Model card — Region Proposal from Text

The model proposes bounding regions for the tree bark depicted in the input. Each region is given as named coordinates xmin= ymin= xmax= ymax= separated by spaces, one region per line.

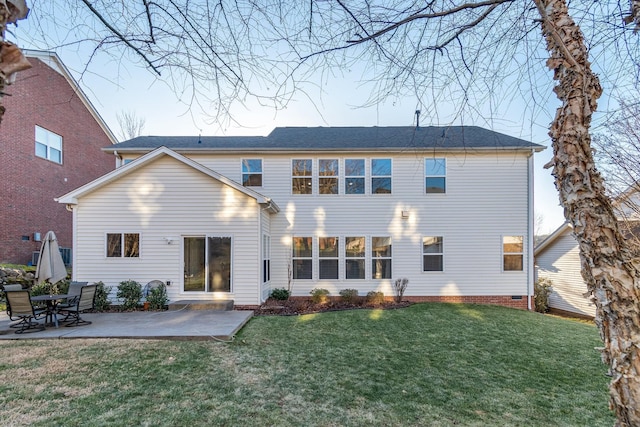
xmin=534 ymin=0 xmax=640 ymax=424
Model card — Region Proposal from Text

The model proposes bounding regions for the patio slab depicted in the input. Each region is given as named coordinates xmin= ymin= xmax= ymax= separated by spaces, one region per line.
xmin=0 ymin=309 xmax=254 ymax=341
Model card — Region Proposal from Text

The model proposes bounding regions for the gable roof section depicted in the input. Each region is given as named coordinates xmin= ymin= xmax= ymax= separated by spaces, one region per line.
xmin=534 ymin=222 xmax=572 ymax=256
xmin=56 ymin=146 xmax=280 ymax=213
xmin=104 ymin=126 xmax=545 ymax=154
xmin=23 ymin=50 xmax=118 ymax=145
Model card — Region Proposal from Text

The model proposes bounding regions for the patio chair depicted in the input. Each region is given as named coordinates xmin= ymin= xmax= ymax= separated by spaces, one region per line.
xmin=4 ymin=290 xmax=46 ymax=334
xmin=57 ymin=281 xmax=88 ymax=310
xmin=2 ymin=284 xmax=24 ymax=291
xmin=58 ymin=284 xmax=96 ymax=327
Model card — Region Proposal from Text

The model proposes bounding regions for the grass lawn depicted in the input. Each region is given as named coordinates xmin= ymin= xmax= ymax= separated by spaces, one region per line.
xmin=0 ymin=303 xmax=614 ymax=426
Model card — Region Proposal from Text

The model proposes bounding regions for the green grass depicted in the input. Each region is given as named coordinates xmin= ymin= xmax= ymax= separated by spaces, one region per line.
xmin=0 ymin=303 xmax=614 ymax=426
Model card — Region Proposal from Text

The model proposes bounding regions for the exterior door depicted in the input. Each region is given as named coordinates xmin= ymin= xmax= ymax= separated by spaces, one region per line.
xmin=184 ymin=236 xmax=232 ymax=292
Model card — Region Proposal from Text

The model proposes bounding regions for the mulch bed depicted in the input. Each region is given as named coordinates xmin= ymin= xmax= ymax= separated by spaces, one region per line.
xmin=256 ymin=298 xmax=412 ymax=316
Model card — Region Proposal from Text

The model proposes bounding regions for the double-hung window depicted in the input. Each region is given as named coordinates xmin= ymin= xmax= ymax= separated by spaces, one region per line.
xmin=345 ymin=159 xmax=365 ymax=194
xmin=242 ymin=159 xmax=262 ymax=186
xmin=503 ymin=236 xmax=524 ymax=271
xmin=372 ymin=237 xmax=392 ymax=279
xmin=319 ymin=159 xmax=339 ymax=194
xmin=35 ymin=125 xmax=62 ymax=164
xmin=345 ymin=236 xmax=365 ymax=279
xmin=319 ymin=237 xmax=339 ymax=279
xmin=371 ymin=159 xmax=392 ymax=194
xmin=292 ymin=159 xmax=312 ymax=194
xmin=106 ymin=233 xmax=140 ymax=258
xmin=423 ymin=236 xmax=444 ymax=271
xmin=292 ymin=237 xmax=313 ymax=279
xmin=425 ymin=158 xmax=446 ymax=193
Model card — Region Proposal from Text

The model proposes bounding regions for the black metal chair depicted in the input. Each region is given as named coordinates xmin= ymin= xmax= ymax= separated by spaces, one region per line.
xmin=57 ymin=281 xmax=89 ymax=311
xmin=58 ymin=284 xmax=96 ymax=327
xmin=4 ymin=290 xmax=46 ymax=334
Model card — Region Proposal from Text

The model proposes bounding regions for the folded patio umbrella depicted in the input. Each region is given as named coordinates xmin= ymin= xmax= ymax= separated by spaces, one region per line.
xmin=34 ymin=231 xmax=67 ymax=285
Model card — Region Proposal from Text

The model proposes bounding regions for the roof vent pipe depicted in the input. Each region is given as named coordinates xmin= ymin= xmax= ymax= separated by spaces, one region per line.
xmin=415 ymin=110 xmax=421 ymax=130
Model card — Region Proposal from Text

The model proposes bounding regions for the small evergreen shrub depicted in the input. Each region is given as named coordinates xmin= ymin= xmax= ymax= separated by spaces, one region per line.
xmin=339 ymin=288 xmax=359 ymax=303
xmin=93 ymin=281 xmax=112 ymax=312
xmin=146 ymin=283 xmax=169 ymax=310
xmin=534 ymin=277 xmax=553 ymax=313
xmin=310 ymin=288 xmax=330 ymax=304
xmin=366 ymin=291 xmax=385 ymax=305
xmin=31 ymin=279 xmax=68 ymax=296
xmin=117 ymin=280 xmax=143 ymax=310
xmin=270 ymin=288 xmax=290 ymax=300
xmin=393 ymin=278 xmax=409 ymax=303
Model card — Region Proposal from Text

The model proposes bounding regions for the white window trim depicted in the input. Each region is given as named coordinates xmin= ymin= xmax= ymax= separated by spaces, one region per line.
xmin=318 ymin=236 xmax=340 ymax=279
xmin=502 ymin=234 xmax=524 ymax=272
xmin=181 ymin=234 xmax=234 ymax=293
xmin=344 ymin=158 xmax=366 ymax=196
xmin=292 ymin=236 xmax=314 ymax=280
xmin=425 ymin=158 xmax=447 ymax=194
xmin=345 ymin=235 xmax=367 ymax=280
xmin=371 ymin=158 xmax=392 ymax=195
xmin=35 ymin=125 xmax=63 ymax=164
xmin=241 ymin=158 xmax=263 ymax=187
xmin=422 ymin=235 xmax=445 ymax=273
xmin=371 ymin=236 xmax=393 ymax=279
xmin=105 ymin=232 xmax=141 ymax=259
xmin=291 ymin=159 xmax=314 ymax=195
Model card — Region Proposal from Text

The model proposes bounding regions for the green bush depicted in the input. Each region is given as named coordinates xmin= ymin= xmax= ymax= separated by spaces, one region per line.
xmin=117 ymin=280 xmax=143 ymax=310
xmin=147 ymin=283 xmax=169 ymax=310
xmin=366 ymin=291 xmax=385 ymax=305
xmin=310 ymin=288 xmax=330 ymax=304
xmin=270 ymin=288 xmax=290 ymax=300
xmin=534 ymin=277 xmax=553 ymax=313
xmin=93 ymin=281 xmax=112 ymax=312
xmin=31 ymin=279 xmax=68 ymax=296
xmin=339 ymin=288 xmax=359 ymax=303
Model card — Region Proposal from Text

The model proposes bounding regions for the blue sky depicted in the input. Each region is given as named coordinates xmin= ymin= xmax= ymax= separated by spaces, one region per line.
xmin=8 ymin=7 xmax=568 ymax=234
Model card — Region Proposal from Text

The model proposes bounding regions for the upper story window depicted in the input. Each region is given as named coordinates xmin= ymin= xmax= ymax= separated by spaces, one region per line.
xmin=503 ymin=235 xmax=524 ymax=271
xmin=423 ymin=236 xmax=444 ymax=271
xmin=292 ymin=159 xmax=312 ymax=194
xmin=345 ymin=159 xmax=365 ymax=194
xmin=35 ymin=125 xmax=62 ymax=164
xmin=242 ymin=159 xmax=262 ymax=187
xmin=319 ymin=159 xmax=339 ymax=194
xmin=106 ymin=233 xmax=140 ymax=258
xmin=425 ymin=158 xmax=446 ymax=193
xmin=371 ymin=159 xmax=392 ymax=194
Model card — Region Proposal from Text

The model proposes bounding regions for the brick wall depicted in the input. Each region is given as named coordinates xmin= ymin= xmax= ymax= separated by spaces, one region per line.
xmin=0 ymin=57 xmax=115 ymax=264
xmin=404 ymin=295 xmax=530 ymax=310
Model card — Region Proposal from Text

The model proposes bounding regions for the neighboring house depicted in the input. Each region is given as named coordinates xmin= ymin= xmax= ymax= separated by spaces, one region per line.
xmin=534 ymin=223 xmax=595 ymax=318
xmin=0 ymin=50 xmax=117 ymax=265
xmin=57 ymin=126 xmax=544 ymax=308
xmin=535 ymin=187 xmax=640 ymax=318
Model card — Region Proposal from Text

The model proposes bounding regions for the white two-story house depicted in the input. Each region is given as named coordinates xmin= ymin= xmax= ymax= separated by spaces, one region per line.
xmin=56 ymin=126 xmax=544 ymax=309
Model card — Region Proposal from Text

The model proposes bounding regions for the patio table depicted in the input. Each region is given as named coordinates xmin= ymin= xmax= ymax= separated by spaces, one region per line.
xmin=31 ymin=294 xmax=68 ymax=328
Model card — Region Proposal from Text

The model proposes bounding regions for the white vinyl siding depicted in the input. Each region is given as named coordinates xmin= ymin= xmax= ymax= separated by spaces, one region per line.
xmin=72 ymin=156 xmax=261 ymax=305
xmin=535 ymin=228 xmax=595 ymax=317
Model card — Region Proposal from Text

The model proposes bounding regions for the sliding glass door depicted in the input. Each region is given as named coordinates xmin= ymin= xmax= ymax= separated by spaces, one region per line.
xmin=184 ymin=236 xmax=232 ymax=292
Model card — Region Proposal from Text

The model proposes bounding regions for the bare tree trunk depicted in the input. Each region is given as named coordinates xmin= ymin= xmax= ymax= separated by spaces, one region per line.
xmin=0 ymin=0 xmax=31 ymax=123
xmin=534 ymin=0 xmax=640 ymax=424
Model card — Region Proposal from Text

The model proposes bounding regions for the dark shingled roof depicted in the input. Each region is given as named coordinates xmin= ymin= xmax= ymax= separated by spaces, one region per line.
xmin=105 ymin=126 xmax=545 ymax=153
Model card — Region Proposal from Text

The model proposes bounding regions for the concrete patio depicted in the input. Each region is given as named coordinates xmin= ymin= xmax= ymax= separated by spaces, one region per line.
xmin=0 ymin=308 xmax=254 ymax=341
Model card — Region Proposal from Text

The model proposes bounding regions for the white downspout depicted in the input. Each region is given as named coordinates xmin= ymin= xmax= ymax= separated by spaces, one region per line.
xmin=527 ymin=149 xmax=535 ymax=310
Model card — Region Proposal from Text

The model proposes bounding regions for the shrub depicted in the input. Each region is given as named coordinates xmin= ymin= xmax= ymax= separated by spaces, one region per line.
xmin=534 ymin=277 xmax=553 ymax=313
xmin=393 ymin=278 xmax=409 ymax=303
xmin=310 ymin=288 xmax=330 ymax=304
xmin=339 ymin=288 xmax=359 ymax=303
xmin=93 ymin=281 xmax=112 ymax=312
xmin=147 ymin=283 xmax=169 ymax=310
xmin=366 ymin=291 xmax=385 ymax=305
xmin=31 ymin=279 xmax=68 ymax=296
xmin=270 ymin=288 xmax=290 ymax=301
xmin=117 ymin=280 xmax=143 ymax=310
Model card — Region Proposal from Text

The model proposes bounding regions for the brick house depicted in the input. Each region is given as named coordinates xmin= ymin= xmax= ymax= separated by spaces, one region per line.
xmin=0 ymin=50 xmax=116 ymax=265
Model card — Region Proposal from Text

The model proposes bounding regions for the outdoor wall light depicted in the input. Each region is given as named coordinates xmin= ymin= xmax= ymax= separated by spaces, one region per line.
xmin=164 ymin=237 xmax=174 ymax=245
xmin=33 ymin=232 xmax=41 ymax=242
xmin=401 ymin=210 xmax=410 ymax=219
